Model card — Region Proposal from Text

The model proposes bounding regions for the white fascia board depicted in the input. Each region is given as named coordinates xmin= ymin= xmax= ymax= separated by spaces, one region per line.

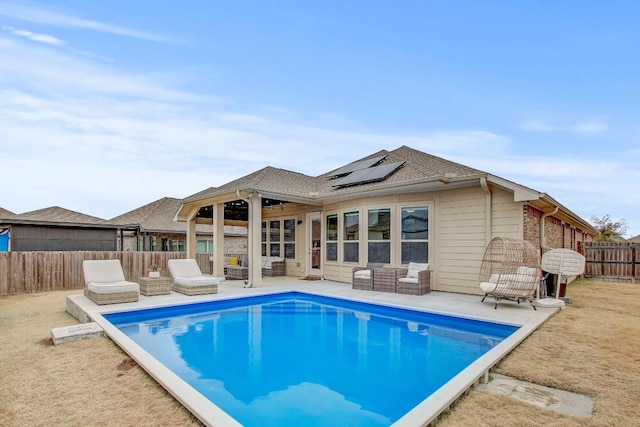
xmin=486 ymin=175 xmax=541 ymax=202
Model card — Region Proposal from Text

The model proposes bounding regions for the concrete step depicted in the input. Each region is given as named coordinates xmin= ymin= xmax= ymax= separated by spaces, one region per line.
xmin=51 ymin=322 xmax=104 ymax=345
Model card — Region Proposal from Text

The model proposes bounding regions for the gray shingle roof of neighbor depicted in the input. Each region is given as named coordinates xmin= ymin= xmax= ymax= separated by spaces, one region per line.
xmin=9 ymin=206 xmax=107 ymax=225
xmin=110 ymin=197 xmax=183 ymax=230
xmin=109 ymin=197 xmax=245 ymax=235
xmin=0 ymin=207 xmax=15 ymax=218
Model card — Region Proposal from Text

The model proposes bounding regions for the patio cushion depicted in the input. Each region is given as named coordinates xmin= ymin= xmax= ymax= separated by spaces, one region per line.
xmin=83 ymin=259 xmax=126 ymax=284
xmin=354 ymin=270 xmax=372 ymax=279
xmin=168 ymin=259 xmax=203 ymax=278
xmin=406 ymin=262 xmax=429 ymax=278
xmin=261 ymin=256 xmax=284 ymax=269
xmin=173 ymin=276 xmax=221 ymax=287
xmin=87 ymin=281 xmax=139 ymax=294
xmin=398 ymin=277 xmax=419 ymax=284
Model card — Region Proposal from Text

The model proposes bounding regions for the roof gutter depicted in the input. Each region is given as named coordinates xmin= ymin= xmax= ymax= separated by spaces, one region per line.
xmin=480 ymin=177 xmax=492 ymax=247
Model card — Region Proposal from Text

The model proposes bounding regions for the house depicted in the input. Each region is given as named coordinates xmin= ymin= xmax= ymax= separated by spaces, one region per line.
xmin=175 ymin=146 xmax=596 ymax=294
xmin=109 ymin=197 xmax=247 ymax=254
xmin=0 ymin=208 xmax=14 ymax=251
xmin=0 ymin=206 xmax=118 ymax=251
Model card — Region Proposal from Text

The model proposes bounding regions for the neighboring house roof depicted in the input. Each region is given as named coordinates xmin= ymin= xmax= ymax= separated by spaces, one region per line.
xmin=0 ymin=207 xmax=15 ymax=217
xmin=110 ymin=197 xmax=246 ymax=236
xmin=1 ymin=206 xmax=115 ymax=229
xmin=627 ymin=235 xmax=640 ymax=242
xmin=176 ymin=145 xmax=597 ymax=234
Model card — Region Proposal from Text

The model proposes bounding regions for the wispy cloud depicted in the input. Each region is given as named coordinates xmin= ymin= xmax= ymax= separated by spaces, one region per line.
xmin=520 ymin=118 xmax=608 ymax=134
xmin=0 ymin=2 xmax=177 ymax=43
xmin=2 ymin=25 xmax=65 ymax=45
xmin=0 ymin=5 xmax=638 ymax=236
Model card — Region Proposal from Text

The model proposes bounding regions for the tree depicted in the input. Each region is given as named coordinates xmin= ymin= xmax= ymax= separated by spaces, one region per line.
xmin=590 ymin=214 xmax=628 ymax=242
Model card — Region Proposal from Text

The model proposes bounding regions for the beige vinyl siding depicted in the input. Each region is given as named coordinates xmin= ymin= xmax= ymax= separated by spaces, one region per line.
xmin=321 ymin=193 xmax=434 ymax=283
xmin=321 ymin=186 xmax=526 ymax=295
xmin=491 ymin=188 xmax=523 ymax=238
xmin=437 ymin=187 xmax=490 ymax=294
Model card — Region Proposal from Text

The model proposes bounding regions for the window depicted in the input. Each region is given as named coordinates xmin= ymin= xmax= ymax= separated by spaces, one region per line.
xmin=401 ymin=206 xmax=428 ymax=263
xmin=261 ymin=219 xmax=296 ymax=259
xmin=172 ymin=240 xmax=185 ymax=252
xmin=269 ymin=220 xmax=281 ymax=256
xmin=343 ymin=211 xmax=359 ymax=263
xmin=283 ymin=219 xmax=296 ymax=259
xmin=326 ymin=214 xmax=338 ymax=261
xmin=196 ymin=240 xmax=212 ymax=253
xmin=261 ymin=221 xmax=267 ymax=256
xmin=368 ymin=208 xmax=390 ymax=263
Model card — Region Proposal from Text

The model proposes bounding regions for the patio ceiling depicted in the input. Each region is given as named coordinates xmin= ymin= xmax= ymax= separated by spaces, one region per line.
xmin=195 ymin=198 xmax=293 ymax=222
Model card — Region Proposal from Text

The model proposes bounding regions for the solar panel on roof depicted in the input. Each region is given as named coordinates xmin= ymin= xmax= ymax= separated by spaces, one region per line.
xmin=332 ymin=161 xmax=405 ymax=187
xmin=328 ymin=155 xmax=386 ymax=178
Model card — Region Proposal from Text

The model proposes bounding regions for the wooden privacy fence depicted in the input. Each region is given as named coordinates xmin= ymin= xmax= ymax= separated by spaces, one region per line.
xmin=581 ymin=242 xmax=639 ymax=283
xmin=0 ymin=251 xmax=215 ymax=296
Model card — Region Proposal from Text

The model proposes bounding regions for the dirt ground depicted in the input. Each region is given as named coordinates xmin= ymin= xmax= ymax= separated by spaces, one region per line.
xmin=1 ymin=279 xmax=638 ymax=426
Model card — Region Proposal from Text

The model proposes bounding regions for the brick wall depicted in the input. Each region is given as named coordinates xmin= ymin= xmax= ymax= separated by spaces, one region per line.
xmin=523 ymin=205 xmax=592 ymax=251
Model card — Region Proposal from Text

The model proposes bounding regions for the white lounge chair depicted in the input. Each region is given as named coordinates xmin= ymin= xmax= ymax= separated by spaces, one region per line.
xmin=167 ymin=259 xmax=220 ymax=296
xmin=82 ymin=259 xmax=139 ymax=305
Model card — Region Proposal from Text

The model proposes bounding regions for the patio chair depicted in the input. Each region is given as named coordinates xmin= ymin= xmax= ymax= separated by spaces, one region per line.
xmin=168 ymin=259 xmax=220 ymax=296
xmin=352 ymin=262 xmax=384 ymax=291
xmin=479 ymin=237 xmax=540 ymax=309
xmin=82 ymin=259 xmax=139 ymax=305
xmin=480 ymin=266 xmax=539 ymax=309
xmin=396 ymin=262 xmax=431 ymax=295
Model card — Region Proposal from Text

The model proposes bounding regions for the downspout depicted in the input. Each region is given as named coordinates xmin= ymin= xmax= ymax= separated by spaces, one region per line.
xmin=237 ymin=190 xmax=253 ymax=287
xmin=540 ymin=205 xmax=559 ymax=251
xmin=480 ymin=177 xmax=492 ymax=246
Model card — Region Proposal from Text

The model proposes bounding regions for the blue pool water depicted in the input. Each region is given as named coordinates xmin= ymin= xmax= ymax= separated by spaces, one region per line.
xmin=104 ymin=292 xmax=518 ymax=426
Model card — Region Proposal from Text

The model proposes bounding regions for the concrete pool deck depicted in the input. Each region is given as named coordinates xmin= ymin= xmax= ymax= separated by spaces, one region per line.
xmin=66 ymin=277 xmax=561 ymax=426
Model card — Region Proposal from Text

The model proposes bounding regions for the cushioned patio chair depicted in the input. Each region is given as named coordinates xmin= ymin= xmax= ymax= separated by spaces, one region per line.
xmin=261 ymin=256 xmax=286 ymax=276
xmin=82 ymin=259 xmax=139 ymax=305
xmin=168 ymin=259 xmax=220 ymax=296
xmin=479 ymin=237 xmax=540 ymax=309
xmin=396 ymin=262 xmax=431 ymax=295
xmin=352 ymin=262 xmax=384 ymax=291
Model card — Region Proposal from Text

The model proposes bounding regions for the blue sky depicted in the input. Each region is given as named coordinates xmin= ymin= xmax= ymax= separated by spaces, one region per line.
xmin=1 ymin=1 xmax=639 ymax=236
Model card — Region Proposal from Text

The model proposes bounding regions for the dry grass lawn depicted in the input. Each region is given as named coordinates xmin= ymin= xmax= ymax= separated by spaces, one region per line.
xmin=1 ymin=279 xmax=638 ymax=426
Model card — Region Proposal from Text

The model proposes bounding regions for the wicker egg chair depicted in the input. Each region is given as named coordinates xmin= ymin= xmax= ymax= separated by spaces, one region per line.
xmin=479 ymin=237 xmax=541 ymax=310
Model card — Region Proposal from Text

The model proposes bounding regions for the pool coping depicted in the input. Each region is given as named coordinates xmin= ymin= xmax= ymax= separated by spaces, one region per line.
xmin=67 ymin=279 xmax=559 ymax=426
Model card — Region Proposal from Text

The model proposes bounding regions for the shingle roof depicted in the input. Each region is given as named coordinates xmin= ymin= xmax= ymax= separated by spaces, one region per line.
xmin=182 ymin=145 xmax=487 ymax=203
xmin=109 ymin=197 xmax=242 ymax=234
xmin=0 ymin=207 xmax=15 ymax=218
xmin=184 ymin=166 xmax=320 ymax=202
xmin=110 ymin=197 xmax=183 ymax=230
xmin=10 ymin=206 xmax=107 ymax=225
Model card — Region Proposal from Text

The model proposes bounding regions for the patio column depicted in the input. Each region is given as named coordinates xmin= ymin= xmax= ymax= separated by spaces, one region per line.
xmin=249 ymin=193 xmax=263 ymax=286
xmin=213 ymin=203 xmax=225 ymax=277
xmin=186 ymin=213 xmax=197 ymax=258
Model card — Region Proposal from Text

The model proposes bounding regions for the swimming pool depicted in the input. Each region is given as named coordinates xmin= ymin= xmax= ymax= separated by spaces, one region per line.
xmin=102 ymin=292 xmax=518 ymax=426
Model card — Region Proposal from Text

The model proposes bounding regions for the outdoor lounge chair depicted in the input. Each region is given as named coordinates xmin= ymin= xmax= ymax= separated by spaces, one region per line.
xmin=480 ymin=266 xmax=539 ymax=309
xmin=167 ymin=259 xmax=219 ymax=296
xmin=395 ymin=262 xmax=431 ymax=295
xmin=82 ymin=259 xmax=139 ymax=305
xmin=478 ymin=237 xmax=541 ymax=310
xmin=352 ymin=262 xmax=384 ymax=291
